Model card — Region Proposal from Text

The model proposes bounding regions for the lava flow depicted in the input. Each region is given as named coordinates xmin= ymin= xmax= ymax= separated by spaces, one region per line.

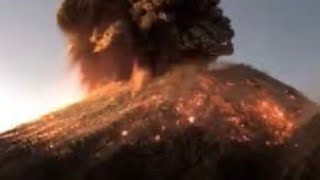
xmin=0 ymin=63 xmax=318 ymax=180
xmin=1 ymin=0 xmax=316 ymax=161
xmin=0 ymin=0 xmax=319 ymax=179
xmin=3 ymin=63 xmax=315 ymax=149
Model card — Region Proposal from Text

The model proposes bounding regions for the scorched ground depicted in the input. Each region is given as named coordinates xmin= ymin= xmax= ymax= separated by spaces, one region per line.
xmin=0 ymin=64 xmax=319 ymax=180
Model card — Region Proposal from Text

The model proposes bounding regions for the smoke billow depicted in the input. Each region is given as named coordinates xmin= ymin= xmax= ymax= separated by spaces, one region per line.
xmin=57 ymin=0 xmax=234 ymax=91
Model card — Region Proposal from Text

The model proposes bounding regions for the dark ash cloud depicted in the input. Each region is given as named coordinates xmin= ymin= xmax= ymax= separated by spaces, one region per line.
xmin=57 ymin=0 xmax=234 ymax=91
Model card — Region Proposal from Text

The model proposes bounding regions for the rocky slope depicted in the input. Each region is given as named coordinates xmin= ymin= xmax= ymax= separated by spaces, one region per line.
xmin=0 ymin=64 xmax=319 ymax=180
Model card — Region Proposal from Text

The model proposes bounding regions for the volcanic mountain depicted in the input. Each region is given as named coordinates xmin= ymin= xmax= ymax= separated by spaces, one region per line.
xmin=0 ymin=63 xmax=319 ymax=180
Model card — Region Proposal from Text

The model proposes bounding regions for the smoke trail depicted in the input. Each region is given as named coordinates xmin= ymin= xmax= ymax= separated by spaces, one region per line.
xmin=57 ymin=0 xmax=234 ymax=91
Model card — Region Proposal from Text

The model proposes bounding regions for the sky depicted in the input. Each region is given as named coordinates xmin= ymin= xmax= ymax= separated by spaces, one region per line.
xmin=0 ymin=0 xmax=319 ymax=132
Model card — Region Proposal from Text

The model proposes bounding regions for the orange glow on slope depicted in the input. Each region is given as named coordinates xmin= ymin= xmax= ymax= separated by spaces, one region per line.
xmin=130 ymin=59 xmax=151 ymax=92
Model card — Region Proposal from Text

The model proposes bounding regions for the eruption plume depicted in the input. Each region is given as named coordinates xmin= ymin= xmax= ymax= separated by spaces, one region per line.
xmin=57 ymin=0 xmax=234 ymax=91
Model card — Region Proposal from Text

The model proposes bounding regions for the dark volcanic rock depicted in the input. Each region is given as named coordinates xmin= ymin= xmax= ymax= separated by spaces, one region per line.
xmin=0 ymin=64 xmax=319 ymax=180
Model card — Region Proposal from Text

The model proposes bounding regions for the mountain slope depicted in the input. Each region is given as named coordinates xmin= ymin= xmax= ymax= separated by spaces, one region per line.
xmin=0 ymin=64 xmax=318 ymax=180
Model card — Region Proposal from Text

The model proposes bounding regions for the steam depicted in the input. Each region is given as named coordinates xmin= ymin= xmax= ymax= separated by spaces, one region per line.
xmin=57 ymin=0 xmax=234 ymax=91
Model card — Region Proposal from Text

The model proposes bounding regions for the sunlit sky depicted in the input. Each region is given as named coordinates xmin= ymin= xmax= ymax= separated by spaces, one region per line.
xmin=0 ymin=0 xmax=319 ymax=132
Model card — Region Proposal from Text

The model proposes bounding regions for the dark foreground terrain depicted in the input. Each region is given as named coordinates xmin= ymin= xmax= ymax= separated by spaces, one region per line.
xmin=0 ymin=64 xmax=319 ymax=180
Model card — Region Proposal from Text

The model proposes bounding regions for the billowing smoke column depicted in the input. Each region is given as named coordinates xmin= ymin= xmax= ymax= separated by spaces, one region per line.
xmin=57 ymin=0 xmax=234 ymax=91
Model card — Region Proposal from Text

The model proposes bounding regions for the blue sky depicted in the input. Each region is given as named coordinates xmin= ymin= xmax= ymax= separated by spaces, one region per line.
xmin=0 ymin=0 xmax=319 ymax=131
xmin=222 ymin=0 xmax=320 ymax=99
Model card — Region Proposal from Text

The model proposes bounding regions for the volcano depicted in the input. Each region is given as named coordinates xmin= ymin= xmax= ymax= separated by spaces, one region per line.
xmin=0 ymin=63 xmax=319 ymax=180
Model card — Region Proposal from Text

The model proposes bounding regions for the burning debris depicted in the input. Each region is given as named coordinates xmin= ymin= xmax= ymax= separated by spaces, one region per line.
xmin=0 ymin=0 xmax=318 ymax=180
xmin=57 ymin=0 xmax=234 ymax=91
xmin=0 ymin=64 xmax=319 ymax=180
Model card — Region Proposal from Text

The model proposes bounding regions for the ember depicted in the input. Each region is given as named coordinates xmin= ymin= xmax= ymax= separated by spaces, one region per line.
xmin=121 ymin=130 xmax=129 ymax=137
xmin=0 ymin=1 xmax=319 ymax=180
xmin=0 ymin=64 xmax=318 ymax=180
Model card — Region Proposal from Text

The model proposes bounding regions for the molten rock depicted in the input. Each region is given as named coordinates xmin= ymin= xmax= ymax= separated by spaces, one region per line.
xmin=0 ymin=64 xmax=319 ymax=180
